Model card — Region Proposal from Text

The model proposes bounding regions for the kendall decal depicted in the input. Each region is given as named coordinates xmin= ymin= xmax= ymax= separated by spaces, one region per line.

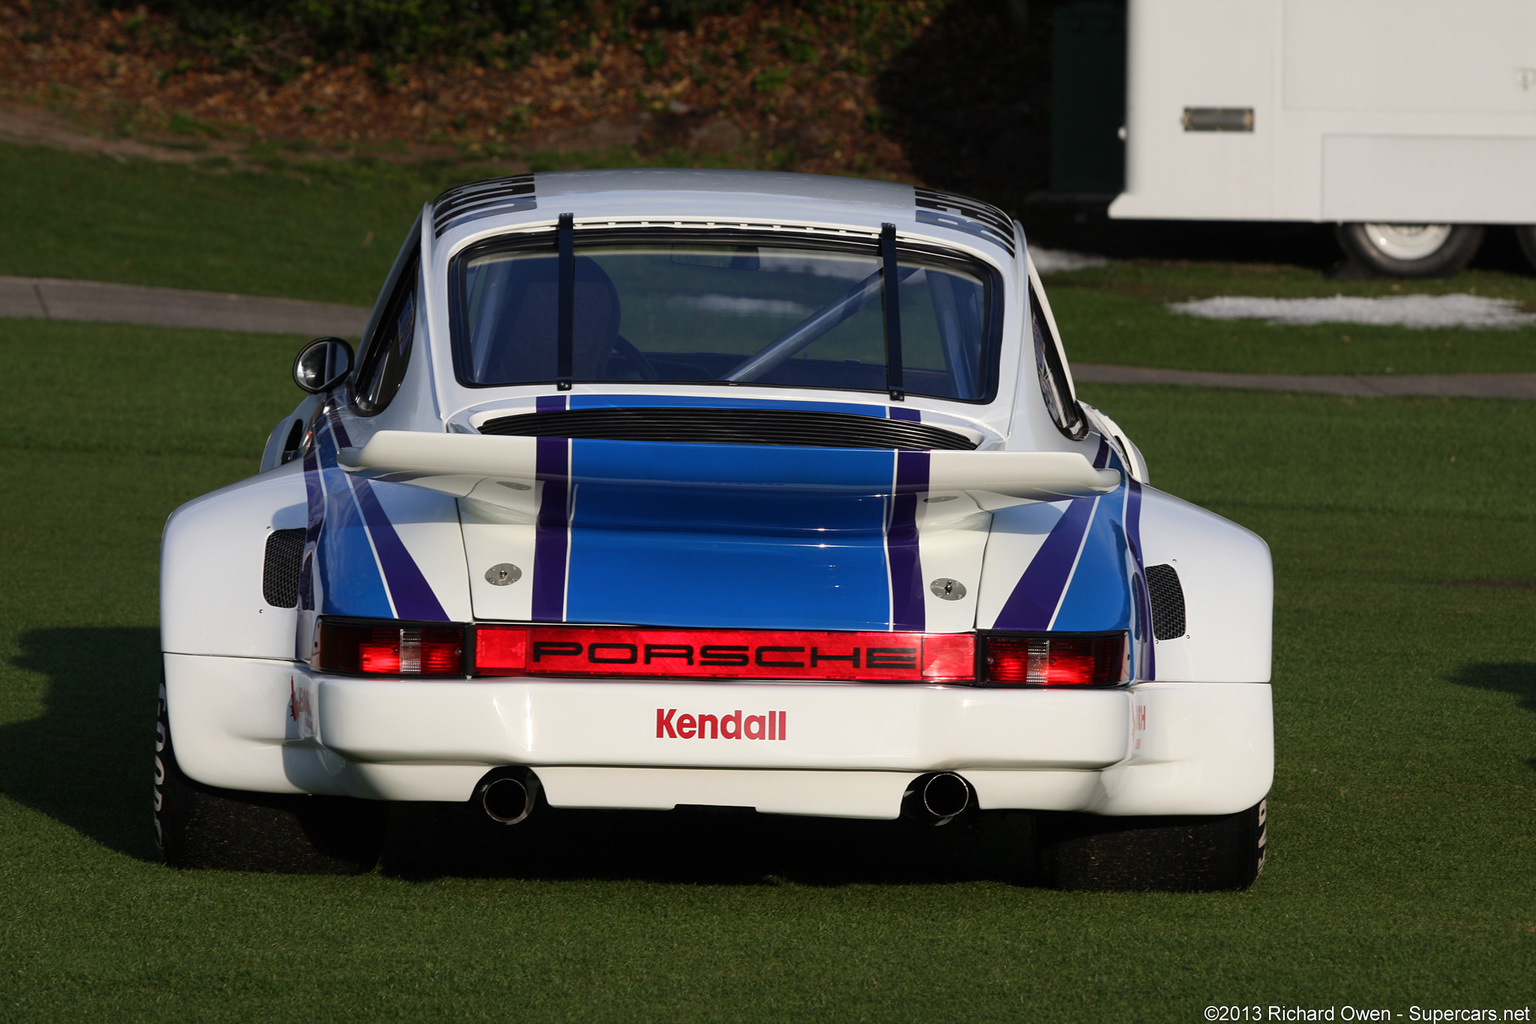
xmin=656 ymin=709 xmax=787 ymax=741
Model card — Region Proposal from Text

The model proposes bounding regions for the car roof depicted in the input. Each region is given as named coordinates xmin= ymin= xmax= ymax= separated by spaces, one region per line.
xmin=428 ymin=169 xmax=1018 ymax=258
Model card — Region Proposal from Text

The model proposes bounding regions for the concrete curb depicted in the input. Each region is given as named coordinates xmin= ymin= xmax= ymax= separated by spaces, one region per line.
xmin=4 ymin=275 xmax=1533 ymax=400
xmin=0 ymin=276 xmax=369 ymax=337
xmin=1072 ymin=363 xmax=1536 ymax=399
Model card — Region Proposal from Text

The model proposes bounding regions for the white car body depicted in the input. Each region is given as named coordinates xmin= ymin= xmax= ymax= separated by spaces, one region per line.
xmin=160 ymin=170 xmax=1272 ymax=867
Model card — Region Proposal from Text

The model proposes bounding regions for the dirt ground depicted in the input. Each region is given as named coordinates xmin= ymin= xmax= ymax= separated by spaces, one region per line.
xmin=3 ymin=2 xmax=1019 ymax=177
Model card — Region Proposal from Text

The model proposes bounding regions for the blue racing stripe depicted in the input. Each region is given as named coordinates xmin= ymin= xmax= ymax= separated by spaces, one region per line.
xmin=562 ymin=440 xmax=896 ymax=629
xmin=993 ymin=437 xmax=1128 ymax=632
xmin=327 ymin=412 xmax=449 ymax=622
xmin=313 ymin=417 xmax=393 ymax=618
xmin=348 ymin=476 xmax=449 ymax=621
xmin=993 ymin=495 xmax=1096 ymax=630
xmin=1050 ymin=487 xmax=1133 ymax=633
xmin=1125 ymin=476 xmax=1154 ymax=680
xmin=298 ymin=431 xmax=324 ymax=613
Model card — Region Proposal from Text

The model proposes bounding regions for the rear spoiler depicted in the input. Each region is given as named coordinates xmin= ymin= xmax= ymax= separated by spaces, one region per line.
xmin=337 ymin=431 xmax=1119 ymax=509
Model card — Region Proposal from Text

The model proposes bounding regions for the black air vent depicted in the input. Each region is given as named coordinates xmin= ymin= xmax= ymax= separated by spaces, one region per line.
xmin=433 ymin=174 xmax=536 ymax=236
xmin=1145 ymin=563 xmax=1186 ymax=641
xmin=263 ymin=529 xmax=306 ymax=608
xmin=478 ymin=408 xmax=978 ymax=451
xmin=914 ymin=186 xmax=1017 ymax=255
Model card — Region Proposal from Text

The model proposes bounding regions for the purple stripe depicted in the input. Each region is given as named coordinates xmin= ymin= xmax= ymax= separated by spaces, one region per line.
xmin=298 ymin=430 xmax=324 ymax=613
xmin=1124 ymin=474 xmax=1154 ymax=681
xmin=537 ymin=395 xmax=568 ymax=413
xmin=887 ymin=407 xmax=921 ymax=422
xmin=887 ymin=450 xmax=928 ymax=631
xmin=531 ymin=436 xmax=571 ymax=621
xmin=346 ymin=475 xmax=449 ymax=621
xmin=995 ymin=494 xmax=1099 ymax=631
xmin=329 ymin=412 xmax=352 ymax=448
xmin=993 ymin=439 xmax=1111 ymax=630
xmin=323 ymin=409 xmax=449 ymax=621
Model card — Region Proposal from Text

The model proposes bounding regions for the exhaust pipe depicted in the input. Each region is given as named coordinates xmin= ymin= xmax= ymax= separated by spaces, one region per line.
xmin=902 ymin=772 xmax=972 ymax=826
xmin=474 ymin=768 xmax=542 ymax=825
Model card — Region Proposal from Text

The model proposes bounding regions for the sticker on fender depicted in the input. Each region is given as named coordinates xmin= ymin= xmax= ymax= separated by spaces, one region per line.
xmin=656 ymin=708 xmax=787 ymax=741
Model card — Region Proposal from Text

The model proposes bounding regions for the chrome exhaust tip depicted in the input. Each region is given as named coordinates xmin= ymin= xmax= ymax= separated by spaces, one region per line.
xmin=474 ymin=768 xmax=542 ymax=825
xmin=901 ymin=772 xmax=972 ymax=826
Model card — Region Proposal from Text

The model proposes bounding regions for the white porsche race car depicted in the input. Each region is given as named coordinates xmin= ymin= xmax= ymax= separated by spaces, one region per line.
xmin=156 ymin=170 xmax=1272 ymax=889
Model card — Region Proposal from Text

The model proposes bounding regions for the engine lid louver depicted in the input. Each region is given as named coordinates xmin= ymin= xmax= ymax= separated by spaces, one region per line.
xmin=477 ymin=407 xmax=978 ymax=451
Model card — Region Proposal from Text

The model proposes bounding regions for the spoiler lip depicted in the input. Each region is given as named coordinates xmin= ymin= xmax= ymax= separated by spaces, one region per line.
xmin=336 ymin=430 xmax=1119 ymax=505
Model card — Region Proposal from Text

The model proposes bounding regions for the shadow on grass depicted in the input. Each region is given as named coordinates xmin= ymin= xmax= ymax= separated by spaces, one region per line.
xmin=5 ymin=627 xmax=1038 ymax=884
xmin=2 ymin=627 xmax=162 ymax=862
xmin=380 ymin=802 xmax=1038 ymax=887
xmin=1448 ymin=661 xmax=1536 ymax=774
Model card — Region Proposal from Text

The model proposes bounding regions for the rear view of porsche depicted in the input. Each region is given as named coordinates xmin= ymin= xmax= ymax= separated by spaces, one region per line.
xmin=157 ymin=170 xmax=1272 ymax=889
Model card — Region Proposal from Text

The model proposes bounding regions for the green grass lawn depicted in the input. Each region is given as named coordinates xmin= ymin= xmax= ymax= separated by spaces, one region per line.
xmin=1045 ymin=262 xmax=1536 ymax=375
xmin=1 ymin=315 xmax=1532 ymax=1021
xmin=0 ymin=140 xmax=765 ymax=308
xmin=6 ymin=140 xmax=1536 ymax=379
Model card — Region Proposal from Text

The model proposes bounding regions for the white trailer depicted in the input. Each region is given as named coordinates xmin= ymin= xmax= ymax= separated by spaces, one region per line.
xmin=1105 ymin=0 xmax=1536 ymax=276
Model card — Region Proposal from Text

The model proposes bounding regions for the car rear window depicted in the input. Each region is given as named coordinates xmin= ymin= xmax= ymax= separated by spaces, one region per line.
xmin=450 ymin=232 xmax=1000 ymax=402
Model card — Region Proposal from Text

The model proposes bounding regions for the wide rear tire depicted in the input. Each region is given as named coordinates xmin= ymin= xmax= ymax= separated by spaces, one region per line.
xmin=154 ymin=682 xmax=386 ymax=873
xmin=1336 ymin=222 xmax=1483 ymax=278
xmin=1034 ymin=799 xmax=1267 ymax=892
xmin=1514 ymin=226 xmax=1536 ymax=275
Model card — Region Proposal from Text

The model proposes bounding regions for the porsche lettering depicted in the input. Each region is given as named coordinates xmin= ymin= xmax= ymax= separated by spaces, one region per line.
xmin=529 ymin=641 xmax=917 ymax=671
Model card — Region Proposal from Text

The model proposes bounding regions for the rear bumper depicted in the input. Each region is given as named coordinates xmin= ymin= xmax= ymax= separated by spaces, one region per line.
xmin=164 ymin=652 xmax=1272 ymax=818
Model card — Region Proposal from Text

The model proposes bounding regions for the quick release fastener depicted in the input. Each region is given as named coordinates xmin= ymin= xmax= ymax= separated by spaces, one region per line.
xmin=929 ymin=578 xmax=966 ymax=601
xmin=485 ymin=563 xmax=522 ymax=586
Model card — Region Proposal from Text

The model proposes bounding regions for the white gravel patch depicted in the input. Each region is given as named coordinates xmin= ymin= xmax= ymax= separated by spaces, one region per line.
xmin=1030 ymin=247 xmax=1110 ymax=274
xmin=1168 ymin=293 xmax=1536 ymax=329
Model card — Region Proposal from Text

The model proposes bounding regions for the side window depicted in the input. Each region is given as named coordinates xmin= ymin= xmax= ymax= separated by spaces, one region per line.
xmin=1028 ymin=281 xmax=1087 ymax=439
xmin=353 ymin=258 xmax=419 ymax=416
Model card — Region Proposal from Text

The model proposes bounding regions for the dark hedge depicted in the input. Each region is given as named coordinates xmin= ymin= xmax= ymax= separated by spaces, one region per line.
xmin=97 ymin=0 xmax=770 ymax=76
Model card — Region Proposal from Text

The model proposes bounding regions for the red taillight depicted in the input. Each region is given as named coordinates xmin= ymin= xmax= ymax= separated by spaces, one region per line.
xmin=980 ymin=633 xmax=1127 ymax=687
xmin=313 ymin=619 xmax=1126 ymax=688
xmin=473 ymin=625 xmax=974 ymax=682
xmin=316 ymin=620 xmax=464 ymax=677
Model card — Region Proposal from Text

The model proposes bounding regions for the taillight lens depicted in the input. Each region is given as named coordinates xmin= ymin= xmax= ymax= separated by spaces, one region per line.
xmin=312 ymin=619 xmax=1126 ymax=688
xmin=979 ymin=633 xmax=1127 ymax=687
xmin=316 ymin=619 xmax=464 ymax=677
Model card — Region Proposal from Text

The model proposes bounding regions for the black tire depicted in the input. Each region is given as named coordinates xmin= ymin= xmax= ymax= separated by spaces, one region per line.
xmin=1336 ymin=222 xmax=1484 ymax=278
xmin=1034 ymin=798 xmax=1267 ymax=892
xmin=154 ymin=681 xmax=387 ymax=873
xmin=1514 ymin=226 xmax=1536 ymax=275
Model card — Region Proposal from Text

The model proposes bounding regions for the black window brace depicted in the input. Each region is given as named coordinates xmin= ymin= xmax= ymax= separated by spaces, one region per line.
xmin=556 ymin=212 xmax=575 ymax=391
xmin=880 ymin=222 xmax=905 ymax=402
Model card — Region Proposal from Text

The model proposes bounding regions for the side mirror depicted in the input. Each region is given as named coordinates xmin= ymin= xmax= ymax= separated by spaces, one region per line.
xmin=293 ymin=337 xmax=354 ymax=394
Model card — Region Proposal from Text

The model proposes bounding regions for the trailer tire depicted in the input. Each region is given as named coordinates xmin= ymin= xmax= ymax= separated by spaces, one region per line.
xmin=1514 ymin=226 xmax=1536 ymax=275
xmin=1034 ymin=799 xmax=1267 ymax=891
xmin=1336 ymin=222 xmax=1484 ymax=278
xmin=155 ymin=682 xmax=386 ymax=874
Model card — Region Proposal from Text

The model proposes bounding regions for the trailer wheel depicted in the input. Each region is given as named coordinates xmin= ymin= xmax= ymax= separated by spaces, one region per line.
xmin=1034 ymin=799 xmax=1267 ymax=891
xmin=155 ymin=682 xmax=386 ymax=874
xmin=1514 ymin=226 xmax=1536 ymax=275
xmin=1336 ymin=222 xmax=1484 ymax=278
